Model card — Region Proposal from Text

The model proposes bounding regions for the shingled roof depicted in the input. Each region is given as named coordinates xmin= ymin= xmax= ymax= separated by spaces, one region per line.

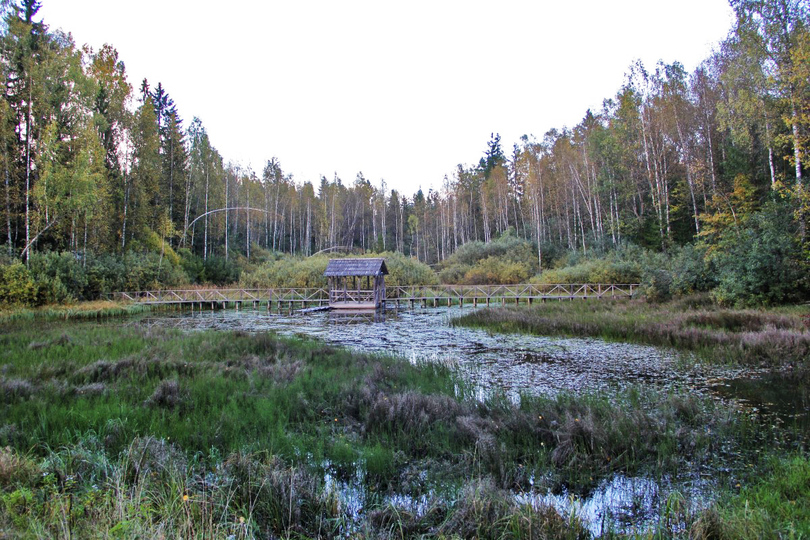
xmin=324 ymin=258 xmax=389 ymax=277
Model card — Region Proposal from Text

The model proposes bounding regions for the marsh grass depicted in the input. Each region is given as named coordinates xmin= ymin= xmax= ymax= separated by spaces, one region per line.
xmin=690 ymin=455 xmax=810 ymax=539
xmin=452 ymin=298 xmax=810 ymax=368
xmin=0 ymin=300 xmax=151 ymax=324
xmin=0 ymin=320 xmax=782 ymax=537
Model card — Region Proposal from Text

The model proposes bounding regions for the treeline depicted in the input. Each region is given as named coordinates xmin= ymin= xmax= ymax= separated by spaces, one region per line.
xmin=0 ymin=1 xmax=808 ymax=303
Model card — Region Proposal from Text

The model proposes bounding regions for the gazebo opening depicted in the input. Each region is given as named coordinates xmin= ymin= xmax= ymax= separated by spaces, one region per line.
xmin=324 ymin=258 xmax=388 ymax=310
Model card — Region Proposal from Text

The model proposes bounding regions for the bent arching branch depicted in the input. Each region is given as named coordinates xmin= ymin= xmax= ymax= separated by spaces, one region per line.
xmin=21 ymin=218 xmax=59 ymax=260
xmin=182 ymin=207 xmax=271 ymax=246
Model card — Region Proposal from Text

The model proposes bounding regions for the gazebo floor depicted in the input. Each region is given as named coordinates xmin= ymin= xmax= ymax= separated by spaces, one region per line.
xmin=329 ymin=302 xmax=379 ymax=310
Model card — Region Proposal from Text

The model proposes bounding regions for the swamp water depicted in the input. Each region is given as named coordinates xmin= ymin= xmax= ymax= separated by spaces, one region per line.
xmin=134 ymin=306 xmax=798 ymax=536
xmin=138 ymin=306 xmax=755 ymax=401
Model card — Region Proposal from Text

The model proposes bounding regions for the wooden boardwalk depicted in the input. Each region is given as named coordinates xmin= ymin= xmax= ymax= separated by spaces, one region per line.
xmin=113 ymin=283 xmax=638 ymax=310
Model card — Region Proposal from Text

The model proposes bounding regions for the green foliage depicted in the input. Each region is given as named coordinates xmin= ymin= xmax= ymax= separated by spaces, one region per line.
xmin=118 ymin=251 xmax=188 ymax=291
xmin=532 ymin=257 xmax=641 ymax=285
xmin=177 ymin=249 xmax=241 ymax=285
xmin=373 ymin=251 xmax=438 ymax=286
xmin=439 ymin=230 xmax=537 ymax=285
xmin=0 ymin=263 xmax=37 ymax=306
xmin=462 ymin=256 xmax=533 ymax=284
xmin=143 ymin=229 xmax=180 ymax=266
xmin=240 ymin=252 xmax=438 ymax=289
xmin=240 ymin=255 xmax=330 ymax=288
xmin=529 ymin=244 xmax=716 ymax=302
xmin=28 ymin=252 xmax=88 ymax=303
xmin=711 ymin=201 xmax=809 ymax=306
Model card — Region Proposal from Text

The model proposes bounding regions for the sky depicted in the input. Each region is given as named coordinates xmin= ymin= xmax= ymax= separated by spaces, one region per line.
xmin=42 ymin=1 xmax=734 ymax=195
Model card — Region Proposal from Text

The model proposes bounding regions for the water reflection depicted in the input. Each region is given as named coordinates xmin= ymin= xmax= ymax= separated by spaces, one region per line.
xmin=328 ymin=309 xmax=387 ymax=324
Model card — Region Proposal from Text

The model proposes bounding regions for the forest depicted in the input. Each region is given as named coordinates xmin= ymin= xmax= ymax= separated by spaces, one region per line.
xmin=0 ymin=0 xmax=808 ymax=307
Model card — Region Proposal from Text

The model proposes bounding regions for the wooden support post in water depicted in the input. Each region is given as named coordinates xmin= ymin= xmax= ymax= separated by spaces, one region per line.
xmin=473 ymin=297 xmax=477 ymax=307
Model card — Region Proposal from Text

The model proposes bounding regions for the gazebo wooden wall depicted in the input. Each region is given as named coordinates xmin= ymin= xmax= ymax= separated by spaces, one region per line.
xmin=324 ymin=258 xmax=388 ymax=309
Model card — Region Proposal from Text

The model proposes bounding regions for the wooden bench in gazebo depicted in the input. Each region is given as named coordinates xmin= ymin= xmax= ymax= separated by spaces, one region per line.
xmin=324 ymin=258 xmax=388 ymax=310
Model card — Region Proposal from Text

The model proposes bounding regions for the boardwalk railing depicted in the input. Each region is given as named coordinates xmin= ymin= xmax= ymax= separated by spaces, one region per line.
xmin=113 ymin=283 xmax=638 ymax=307
xmin=115 ymin=287 xmax=330 ymax=304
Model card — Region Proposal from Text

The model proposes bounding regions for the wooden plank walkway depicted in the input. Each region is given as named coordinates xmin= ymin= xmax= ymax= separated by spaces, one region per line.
xmin=113 ymin=283 xmax=638 ymax=310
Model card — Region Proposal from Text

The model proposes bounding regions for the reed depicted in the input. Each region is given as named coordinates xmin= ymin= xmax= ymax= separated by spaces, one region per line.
xmin=0 ymin=300 xmax=151 ymax=324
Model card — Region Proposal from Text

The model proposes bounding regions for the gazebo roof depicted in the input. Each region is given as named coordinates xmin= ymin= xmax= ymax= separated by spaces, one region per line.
xmin=324 ymin=258 xmax=388 ymax=277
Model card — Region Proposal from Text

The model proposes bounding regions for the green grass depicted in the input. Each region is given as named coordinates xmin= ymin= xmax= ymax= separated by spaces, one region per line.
xmin=691 ymin=455 xmax=810 ymax=539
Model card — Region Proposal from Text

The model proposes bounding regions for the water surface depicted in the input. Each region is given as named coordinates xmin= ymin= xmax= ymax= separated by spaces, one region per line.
xmin=137 ymin=306 xmax=753 ymax=402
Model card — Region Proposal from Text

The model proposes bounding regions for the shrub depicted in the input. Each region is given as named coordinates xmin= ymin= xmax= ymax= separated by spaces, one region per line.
xmin=532 ymin=257 xmax=641 ymax=285
xmin=241 ymin=251 xmax=438 ymax=288
xmin=202 ymin=256 xmax=241 ymax=285
xmin=120 ymin=252 xmax=189 ymax=291
xmin=376 ymin=251 xmax=438 ymax=286
xmin=84 ymin=253 xmax=128 ymax=298
xmin=439 ymin=230 xmax=538 ymax=285
xmin=240 ymin=256 xmax=329 ymax=288
xmin=0 ymin=262 xmax=37 ymax=306
xmin=463 ymin=256 xmax=532 ymax=284
xmin=667 ymin=243 xmax=716 ymax=296
xmin=710 ymin=202 xmax=809 ymax=306
xmin=28 ymin=251 xmax=88 ymax=302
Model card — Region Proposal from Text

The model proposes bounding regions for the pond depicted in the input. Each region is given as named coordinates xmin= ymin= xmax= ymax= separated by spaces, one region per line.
xmin=136 ymin=305 xmax=757 ymax=403
xmin=131 ymin=305 xmax=802 ymax=536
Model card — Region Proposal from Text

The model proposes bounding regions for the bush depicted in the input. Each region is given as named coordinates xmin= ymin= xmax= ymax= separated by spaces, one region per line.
xmin=28 ymin=251 xmax=88 ymax=302
xmin=532 ymin=256 xmax=641 ymax=285
xmin=710 ymin=202 xmax=809 ymax=306
xmin=84 ymin=253 xmax=128 ymax=298
xmin=463 ymin=256 xmax=532 ymax=284
xmin=377 ymin=251 xmax=438 ymax=286
xmin=241 ymin=256 xmax=330 ymax=288
xmin=120 ymin=252 xmax=189 ymax=291
xmin=439 ymin=230 xmax=538 ymax=285
xmin=241 ymin=252 xmax=438 ymax=289
xmin=0 ymin=262 xmax=37 ymax=306
xmin=667 ymin=243 xmax=716 ymax=296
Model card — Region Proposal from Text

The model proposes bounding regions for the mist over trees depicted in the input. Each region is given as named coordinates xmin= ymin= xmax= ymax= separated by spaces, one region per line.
xmin=0 ymin=0 xmax=808 ymax=304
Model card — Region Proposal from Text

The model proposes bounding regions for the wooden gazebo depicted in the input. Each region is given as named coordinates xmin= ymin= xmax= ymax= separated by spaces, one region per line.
xmin=324 ymin=258 xmax=388 ymax=310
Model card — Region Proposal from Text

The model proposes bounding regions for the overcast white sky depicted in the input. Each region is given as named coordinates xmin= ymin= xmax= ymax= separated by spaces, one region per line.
xmin=42 ymin=1 xmax=734 ymax=195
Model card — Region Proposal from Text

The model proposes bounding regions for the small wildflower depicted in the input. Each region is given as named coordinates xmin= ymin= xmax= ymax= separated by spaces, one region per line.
xmin=183 ymin=494 xmax=189 ymax=502
xmin=575 ymin=418 xmax=580 ymax=422
xmin=334 ymin=418 xmax=338 ymax=422
xmin=239 ymin=516 xmax=245 ymax=524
